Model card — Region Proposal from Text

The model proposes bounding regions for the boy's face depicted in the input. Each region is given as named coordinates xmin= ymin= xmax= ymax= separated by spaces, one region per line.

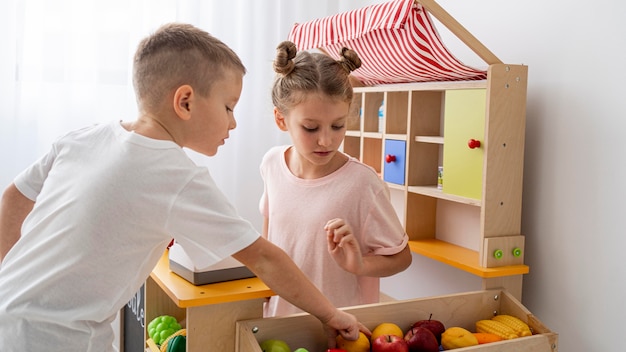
xmin=186 ymin=69 xmax=242 ymax=156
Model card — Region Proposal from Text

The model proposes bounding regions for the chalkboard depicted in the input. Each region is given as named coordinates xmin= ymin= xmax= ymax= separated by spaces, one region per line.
xmin=123 ymin=284 xmax=145 ymax=352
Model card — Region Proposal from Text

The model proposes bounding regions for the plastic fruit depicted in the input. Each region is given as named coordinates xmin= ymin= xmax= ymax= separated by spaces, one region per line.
xmin=441 ymin=327 xmax=479 ymax=350
xmin=336 ymin=332 xmax=370 ymax=352
xmin=260 ymin=339 xmax=291 ymax=352
xmin=371 ymin=322 xmax=405 ymax=342
xmin=164 ymin=334 xmax=186 ymax=352
xmin=371 ymin=334 xmax=409 ymax=352
xmin=159 ymin=329 xmax=186 ymax=352
xmin=403 ymin=326 xmax=439 ymax=352
xmin=411 ymin=314 xmax=445 ymax=345
xmin=472 ymin=332 xmax=503 ymax=344
xmin=147 ymin=315 xmax=182 ymax=345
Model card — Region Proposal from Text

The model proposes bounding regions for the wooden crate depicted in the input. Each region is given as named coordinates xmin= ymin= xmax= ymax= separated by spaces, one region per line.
xmin=236 ymin=290 xmax=557 ymax=352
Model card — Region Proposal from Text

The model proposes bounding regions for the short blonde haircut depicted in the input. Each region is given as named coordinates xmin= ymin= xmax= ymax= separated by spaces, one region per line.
xmin=133 ymin=23 xmax=246 ymax=112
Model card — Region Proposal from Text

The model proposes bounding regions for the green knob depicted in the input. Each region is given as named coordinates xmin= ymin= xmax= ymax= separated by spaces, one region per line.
xmin=512 ymin=247 xmax=522 ymax=257
xmin=493 ymin=249 xmax=503 ymax=259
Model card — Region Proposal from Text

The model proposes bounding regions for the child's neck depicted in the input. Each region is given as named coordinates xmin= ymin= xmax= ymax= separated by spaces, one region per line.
xmin=123 ymin=115 xmax=179 ymax=146
xmin=286 ymin=147 xmax=347 ymax=179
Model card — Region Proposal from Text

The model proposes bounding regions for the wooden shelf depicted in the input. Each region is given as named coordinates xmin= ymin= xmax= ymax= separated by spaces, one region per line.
xmin=408 ymin=185 xmax=482 ymax=206
xmin=362 ymin=131 xmax=383 ymax=139
xmin=415 ymin=135 xmax=444 ymax=144
xmin=408 ymin=239 xmax=529 ymax=278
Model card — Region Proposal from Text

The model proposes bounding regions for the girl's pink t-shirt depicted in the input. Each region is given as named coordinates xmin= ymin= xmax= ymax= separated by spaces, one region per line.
xmin=260 ymin=145 xmax=408 ymax=317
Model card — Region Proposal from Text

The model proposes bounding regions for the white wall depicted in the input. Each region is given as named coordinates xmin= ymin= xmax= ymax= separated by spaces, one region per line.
xmin=381 ymin=1 xmax=626 ymax=351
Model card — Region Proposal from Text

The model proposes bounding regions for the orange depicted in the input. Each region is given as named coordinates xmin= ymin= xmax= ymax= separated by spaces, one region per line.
xmin=370 ymin=322 xmax=404 ymax=342
xmin=336 ymin=332 xmax=370 ymax=352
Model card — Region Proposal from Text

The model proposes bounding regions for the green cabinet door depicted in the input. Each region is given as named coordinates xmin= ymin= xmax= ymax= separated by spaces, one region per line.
xmin=442 ymin=89 xmax=486 ymax=200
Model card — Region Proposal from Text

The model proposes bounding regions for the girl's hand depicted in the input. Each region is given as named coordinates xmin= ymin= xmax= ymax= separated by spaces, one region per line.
xmin=325 ymin=218 xmax=364 ymax=275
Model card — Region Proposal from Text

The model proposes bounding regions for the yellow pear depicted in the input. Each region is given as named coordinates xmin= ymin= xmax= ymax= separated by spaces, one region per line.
xmin=441 ymin=327 xmax=479 ymax=350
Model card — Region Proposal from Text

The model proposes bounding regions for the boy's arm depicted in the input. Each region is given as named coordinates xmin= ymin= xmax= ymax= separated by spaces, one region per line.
xmin=232 ymin=236 xmax=366 ymax=347
xmin=0 ymin=183 xmax=35 ymax=261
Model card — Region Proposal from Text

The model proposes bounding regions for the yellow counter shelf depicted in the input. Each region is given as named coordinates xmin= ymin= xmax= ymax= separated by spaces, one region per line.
xmin=149 ymin=251 xmax=274 ymax=308
xmin=144 ymin=251 xmax=275 ymax=352
xmin=409 ymin=239 xmax=529 ymax=278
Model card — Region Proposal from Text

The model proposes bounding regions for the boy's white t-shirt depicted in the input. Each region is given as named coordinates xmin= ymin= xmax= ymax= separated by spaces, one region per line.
xmin=0 ymin=121 xmax=259 ymax=351
xmin=260 ymin=145 xmax=408 ymax=317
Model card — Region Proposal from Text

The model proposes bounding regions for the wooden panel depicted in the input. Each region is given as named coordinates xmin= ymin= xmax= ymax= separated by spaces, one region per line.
xmin=236 ymin=290 xmax=557 ymax=352
xmin=347 ymin=92 xmax=362 ymax=131
xmin=341 ymin=135 xmax=360 ymax=159
xmin=481 ymin=64 xmax=528 ymax=238
xmin=483 ymin=275 xmax=524 ymax=302
xmin=383 ymin=140 xmax=406 ymax=185
xmin=407 ymin=90 xmax=443 ymax=187
xmin=482 ymin=235 xmax=525 ymax=267
xmin=187 ymin=298 xmax=265 ymax=352
xmin=362 ymin=92 xmax=384 ymax=132
xmin=386 ymin=91 xmax=409 ymax=134
xmin=362 ymin=137 xmax=382 ymax=174
xmin=443 ymin=89 xmax=487 ymax=200
xmin=405 ymin=193 xmax=437 ymax=239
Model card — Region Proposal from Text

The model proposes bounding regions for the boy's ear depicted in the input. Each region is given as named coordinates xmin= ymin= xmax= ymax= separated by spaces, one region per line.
xmin=274 ymin=107 xmax=288 ymax=131
xmin=173 ymin=85 xmax=194 ymax=121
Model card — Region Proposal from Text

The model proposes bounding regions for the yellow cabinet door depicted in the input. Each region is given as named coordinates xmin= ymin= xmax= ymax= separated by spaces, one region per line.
xmin=442 ymin=89 xmax=486 ymax=200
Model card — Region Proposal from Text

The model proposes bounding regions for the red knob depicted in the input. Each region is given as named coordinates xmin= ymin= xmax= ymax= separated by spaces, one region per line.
xmin=385 ymin=154 xmax=396 ymax=163
xmin=468 ymin=139 xmax=481 ymax=149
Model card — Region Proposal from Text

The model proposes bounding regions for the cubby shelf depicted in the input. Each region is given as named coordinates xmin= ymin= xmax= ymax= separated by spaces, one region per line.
xmin=344 ymin=64 xmax=529 ymax=298
xmin=407 ymin=185 xmax=481 ymax=206
xmin=408 ymin=239 xmax=529 ymax=278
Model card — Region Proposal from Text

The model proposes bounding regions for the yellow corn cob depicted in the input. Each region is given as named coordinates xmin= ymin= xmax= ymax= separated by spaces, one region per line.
xmin=475 ymin=320 xmax=518 ymax=340
xmin=492 ymin=314 xmax=532 ymax=337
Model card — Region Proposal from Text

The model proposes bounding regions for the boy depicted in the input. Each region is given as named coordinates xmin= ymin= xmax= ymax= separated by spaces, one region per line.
xmin=0 ymin=23 xmax=362 ymax=351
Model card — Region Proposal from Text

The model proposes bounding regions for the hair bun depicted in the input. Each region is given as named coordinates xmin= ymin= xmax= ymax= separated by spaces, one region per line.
xmin=339 ymin=47 xmax=362 ymax=73
xmin=273 ymin=41 xmax=298 ymax=75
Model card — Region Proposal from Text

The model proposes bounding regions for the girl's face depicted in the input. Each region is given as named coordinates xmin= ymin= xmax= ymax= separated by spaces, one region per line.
xmin=276 ymin=93 xmax=350 ymax=178
xmin=186 ymin=69 xmax=242 ymax=156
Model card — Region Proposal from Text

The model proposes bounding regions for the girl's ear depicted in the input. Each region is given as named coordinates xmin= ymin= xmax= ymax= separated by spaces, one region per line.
xmin=173 ymin=85 xmax=194 ymax=121
xmin=274 ymin=107 xmax=288 ymax=131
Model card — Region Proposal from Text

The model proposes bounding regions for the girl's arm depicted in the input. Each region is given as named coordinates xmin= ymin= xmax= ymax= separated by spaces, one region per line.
xmin=232 ymin=236 xmax=368 ymax=347
xmin=261 ymin=217 xmax=269 ymax=239
xmin=0 ymin=183 xmax=35 ymax=261
xmin=326 ymin=218 xmax=412 ymax=277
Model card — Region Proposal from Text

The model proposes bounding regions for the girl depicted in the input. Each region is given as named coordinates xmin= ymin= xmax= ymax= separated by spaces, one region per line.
xmin=260 ymin=41 xmax=412 ymax=317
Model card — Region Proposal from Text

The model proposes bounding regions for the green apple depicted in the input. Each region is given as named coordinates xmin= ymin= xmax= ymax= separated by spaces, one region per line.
xmin=259 ymin=339 xmax=291 ymax=352
xmin=294 ymin=348 xmax=309 ymax=352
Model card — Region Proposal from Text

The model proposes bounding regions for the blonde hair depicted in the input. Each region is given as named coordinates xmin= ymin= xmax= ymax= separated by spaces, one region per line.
xmin=133 ymin=23 xmax=246 ymax=112
xmin=271 ymin=41 xmax=361 ymax=114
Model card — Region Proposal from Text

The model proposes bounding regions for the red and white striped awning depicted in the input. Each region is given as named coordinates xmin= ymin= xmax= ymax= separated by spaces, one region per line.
xmin=287 ymin=0 xmax=487 ymax=85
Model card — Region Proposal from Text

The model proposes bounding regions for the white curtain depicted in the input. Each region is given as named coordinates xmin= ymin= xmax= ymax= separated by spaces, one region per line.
xmin=0 ymin=0 xmax=384 ymax=230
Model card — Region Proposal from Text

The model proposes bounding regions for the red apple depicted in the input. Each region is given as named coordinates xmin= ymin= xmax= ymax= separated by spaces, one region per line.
xmin=404 ymin=326 xmax=439 ymax=352
xmin=371 ymin=334 xmax=409 ymax=352
xmin=411 ymin=314 xmax=445 ymax=345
